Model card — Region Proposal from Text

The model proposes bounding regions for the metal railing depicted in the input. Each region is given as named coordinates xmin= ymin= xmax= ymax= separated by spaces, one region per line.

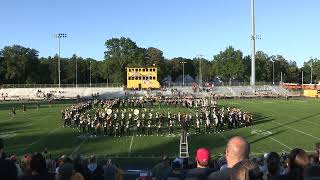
xmin=0 ymin=83 xmax=124 ymax=88
xmin=165 ymin=82 xmax=281 ymax=87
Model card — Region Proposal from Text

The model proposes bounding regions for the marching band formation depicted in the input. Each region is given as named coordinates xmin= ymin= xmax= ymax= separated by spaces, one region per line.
xmin=61 ymin=98 xmax=254 ymax=137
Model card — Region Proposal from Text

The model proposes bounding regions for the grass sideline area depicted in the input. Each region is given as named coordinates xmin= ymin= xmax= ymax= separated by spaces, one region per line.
xmin=1 ymin=98 xmax=320 ymax=164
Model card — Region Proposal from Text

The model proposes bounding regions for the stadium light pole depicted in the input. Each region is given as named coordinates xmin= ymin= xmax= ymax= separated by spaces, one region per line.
xmin=180 ymin=61 xmax=187 ymax=86
xmin=272 ymin=60 xmax=275 ymax=85
xmin=250 ymin=0 xmax=256 ymax=86
xmin=197 ymin=54 xmax=203 ymax=88
xmin=54 ymin=33 xmax=67 ymax=88
xmin=75 ymin=57 xmax=78 ymax=88
xmin=89 ymin=60 xmax=92 ymax=87
xmin=310 ymin=58 xmax=313 ymax=84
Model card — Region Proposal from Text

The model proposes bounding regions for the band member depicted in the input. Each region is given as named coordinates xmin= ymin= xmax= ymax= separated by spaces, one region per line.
xmin=87 ymin=118 xmax=91 ymax=133
xmin=91 ymin=120 xmax=96 ymax=136
xmin=113 ymin=110 xmax=118 ymax=122
xmin=79 ymin=116 xmax=84 ymax=132
xmin=114 ymin=121 xmax=120 ymax=137
xmin=136 ymin=118 xmax=142 ymax=136
xmin=205 ymin=116 xmax=211 ymax=134
xmin=128 ymin=111 xmax=133 ymax=122
xmin=147 ymin=119 xmax=152 ymax=136
xmin=157 ymin=120 xmax=162 ymax=136
xmin=11 ymin=107 xmax=16 ymax=117
xmin=141 ymin=119 xmax=145 ymax=136
xmin=103 ymin=120 xmax=108 ymax=136
xmin=95 ymin=121 xmax=101 ymax=136
xmin=125 ymin=119 xmax=130 ymax=136
xmin=228 ymin=112 xmax=234 ymax=129
xmin=108 ymin=119 xmax=113 ymax=137
xmin=195 ymin=118 xmax=201 ymax=134
xmin=181 ymin=114 xmax=189 ymax=133
xmin=121 ymin=111 xmax=125 ymax=122
xmin=169 ymin=118 xmax=174 ymax=135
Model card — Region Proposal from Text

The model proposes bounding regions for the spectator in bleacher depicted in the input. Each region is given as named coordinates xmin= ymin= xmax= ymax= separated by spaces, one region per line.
xmin=274 ymin=148 xmax=309 ymax=180
xmin=230 ymin=159 xmax=262 ymax=180
xmin=315 ymin=142 xmax=320 ymax=163
xmin=165 ymin=158 xmax=184 ymax=180
xmin=115 ymin=163 xmax=124 ymax=180
xmin=9 ymin=155 xmax=23 ymax=178
xmin=45 ymin=154 xmax=56 ymax=180
xmin=56 ymin=159 xmax=85 ymax=180
xmin=85 ymin=155 xmax=103 ymax=180
xmin=151 ymin=155 xmax=171 ymax=180
xmin=0 ymin=138 xmax=18 ymax=180
xmin=308 ymin=154 xmax=319 ymax=166
xmin=56 ymin=161 xmax=74 ymax=180
xmin=185 ymin=148 xmax=213 ymax=180
xmin=21 ymin=153 xmax=50 ymax=180
xmin=207 ymin=136 xmax=250 ymax=180
xmin=303 ymin=165 xmax=320 ymax=180
xmin=73 ymin=154 xmax=86 ymax=178
xmin=56 ymin=155 xmax=67 ymax=175
xmin=103 ymin=159 xmax=118 ymax=180
xmin=262 ymin=152 xmax=282 ymax=180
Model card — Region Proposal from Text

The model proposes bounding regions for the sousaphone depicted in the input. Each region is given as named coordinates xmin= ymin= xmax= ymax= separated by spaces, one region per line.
xmin=106 ymin=108 xmax=112 ymax=115
xmin=134 ymin=109 xmax=139 ymax=116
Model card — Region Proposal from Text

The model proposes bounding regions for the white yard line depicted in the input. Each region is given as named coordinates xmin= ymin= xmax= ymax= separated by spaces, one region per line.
xmin=218 ymin=132 xmax=228 ymax=142
xmin=71 ymin=137 xmax=88 ymax=156
xmin=128 ymin=135 xmax=135 ymax=156
xmin=273 ymin=121 xmax=320 ymax=140
xmin=250 ymin=126 xmax=292 ymax=151
xmin=304 ymin=120 xmax=320 ymax=128
xmin=269 ymin=137 xmax=292 ymax=150
xmin=22 ymin=127 xmax=60 ymax=151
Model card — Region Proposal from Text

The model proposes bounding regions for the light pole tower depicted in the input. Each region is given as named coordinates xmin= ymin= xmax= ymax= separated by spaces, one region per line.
xmin=272 ymin=60 xmax=275 ymax=85
xmin=310 ymin=58 xmax=313 ymax=84
xmin=54 ymin=33 xmax=67 ymax=88
xmin=250 ymin=0 xmax=256 ymax=86
xmin=180 ymin=61 xmax=187 ymax=86
xmin=75 ymin=57 xmax=78 ymax=88
xmin=198 ymin=55 xmax=203 ymax=87
xmin=89 ymin=60 xmax=92 ymax=87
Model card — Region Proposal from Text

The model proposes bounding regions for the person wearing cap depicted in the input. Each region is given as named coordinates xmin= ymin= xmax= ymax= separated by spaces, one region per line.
xmin=165 ymin=158 xmax=185 ymax=180
xmin=185 ymin=148 xmax=213 ymax=180
xmin=0 ymin=138 xmax=18 ymax=180
xmin=207 ymin=136 xmax=250 ymax=180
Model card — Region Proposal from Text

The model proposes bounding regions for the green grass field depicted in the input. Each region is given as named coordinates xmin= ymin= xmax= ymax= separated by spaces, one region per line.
xmin=1 ymin=98 xmax=320 ymax=160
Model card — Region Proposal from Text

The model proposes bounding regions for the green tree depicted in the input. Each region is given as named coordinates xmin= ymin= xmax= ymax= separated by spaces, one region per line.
xmin=192 ymin=57 xmax=212 ymax=83
xmin=255 ymin=51 xmax=272 ymax=82
xmin=104 ymin=37 xmax=144 ymax=83
xmin=1 ymin=45 xmax=40 ymax=84
xmin=212 ymin=46 xmax=246 ymax=82
xmin=145 ymin=47 xmax=167 ymax=81
xmin=301 ymin=58 xmax=320 ymax=84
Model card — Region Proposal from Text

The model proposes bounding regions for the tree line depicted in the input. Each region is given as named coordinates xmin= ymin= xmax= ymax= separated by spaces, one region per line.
xmin=0 ymin=37 xmax=318 ymax=85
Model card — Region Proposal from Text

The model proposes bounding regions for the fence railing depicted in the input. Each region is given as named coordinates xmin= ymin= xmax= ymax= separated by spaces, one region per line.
xmin=0 ymin=83 xmax=124 ymax=88
xmin=166 ymin=82 xmax=281 ymax=87
xmin=0 ymin=82 xmax=283 ymax=89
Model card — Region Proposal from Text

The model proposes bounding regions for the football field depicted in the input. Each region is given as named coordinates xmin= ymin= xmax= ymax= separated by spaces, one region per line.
xmin=1 ymin=98 xmax=320 ymax=160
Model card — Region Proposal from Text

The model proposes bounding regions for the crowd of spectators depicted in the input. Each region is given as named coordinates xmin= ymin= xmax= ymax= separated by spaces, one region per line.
xmin=1 ymin=137 xmax=320 ymax=180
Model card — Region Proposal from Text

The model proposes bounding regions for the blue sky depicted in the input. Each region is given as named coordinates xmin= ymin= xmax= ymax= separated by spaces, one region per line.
xmin=1 ymin=0 xmax=319 ymax=67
